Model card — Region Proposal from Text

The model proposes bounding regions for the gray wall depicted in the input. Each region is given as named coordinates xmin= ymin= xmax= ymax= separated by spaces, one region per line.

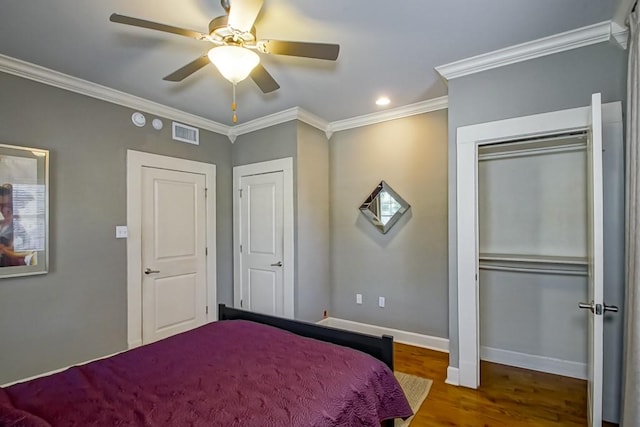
xmin=0 ymin=72 xmax=233 ymax=385
xmin=330 ymin=111 xmax=449 ymax=336
xmin=447 ymin=42 xmax=627 ymax=422
xmin=232 ymin=121 xmax=297 ymax=167
xmin=233 ymin=121 xmax=332 ymax=322
xmin=296 ymin=122 xmax=330 ymax=321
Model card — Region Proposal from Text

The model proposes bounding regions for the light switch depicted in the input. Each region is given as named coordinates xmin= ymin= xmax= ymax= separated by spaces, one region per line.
xmin=356 ymin=294 xmax=363 ymax=305
xmin=378 ymin=296 xmax=385 ymax=308
xmin=115 ymin=226 xmax=128 ymax=239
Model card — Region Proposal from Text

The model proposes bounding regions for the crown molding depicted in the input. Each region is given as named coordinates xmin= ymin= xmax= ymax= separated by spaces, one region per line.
xmin=436 ymin=21 xmax=625 ymax=80
xmin=0 ymin=54 xmax=231 ymax=136
xmin=228 ymin=107 xmax=329 ymax=142
xmin=611 ymin=22 xmax=629 ymax=50
xmin=0 ymin=53 xmax=449 ymax=143
xmin=327 ymin=96 xmax=448 ymax=137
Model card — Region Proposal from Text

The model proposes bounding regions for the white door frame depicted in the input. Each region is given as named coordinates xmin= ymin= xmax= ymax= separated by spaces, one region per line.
xmin=126 ymin=150 xmax=217 ymax=348
xmin=233 ymin=158 xmax=294 ymax=318
xmin=452 ymin=101 xmax=622 ymax=388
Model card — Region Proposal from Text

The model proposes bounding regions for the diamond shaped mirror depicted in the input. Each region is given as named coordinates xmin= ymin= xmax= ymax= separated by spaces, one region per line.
xmin=359 ymin=180 xmax=410 ymax=234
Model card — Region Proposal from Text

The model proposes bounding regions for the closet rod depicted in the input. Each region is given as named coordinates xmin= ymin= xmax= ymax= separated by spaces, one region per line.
xmin=479 ymin=264 xmax=587 ymax=276
xmin=478 ymin=142 xmax=585 ymax=161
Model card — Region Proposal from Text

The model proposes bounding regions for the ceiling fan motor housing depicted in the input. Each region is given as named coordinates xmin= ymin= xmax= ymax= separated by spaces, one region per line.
xmin=209 ymin=15 xmax=256 ymax=45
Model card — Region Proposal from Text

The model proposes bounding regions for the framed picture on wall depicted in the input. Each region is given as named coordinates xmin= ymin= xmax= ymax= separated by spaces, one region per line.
xmin=0 ymin=143 xmax=49 ymax=278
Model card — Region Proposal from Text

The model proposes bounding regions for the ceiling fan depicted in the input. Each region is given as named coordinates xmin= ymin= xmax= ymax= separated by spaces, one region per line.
xmin=110 ymin=0 xmax=340 ymax=122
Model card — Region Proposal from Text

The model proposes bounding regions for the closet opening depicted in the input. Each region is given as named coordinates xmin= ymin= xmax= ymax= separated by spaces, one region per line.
xmin=477 ymin=131 xmax=589 ymax=379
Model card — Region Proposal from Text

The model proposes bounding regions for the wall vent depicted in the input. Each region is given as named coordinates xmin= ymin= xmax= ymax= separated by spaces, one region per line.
xmin=172 ymin=122 xmax=199 ymax=145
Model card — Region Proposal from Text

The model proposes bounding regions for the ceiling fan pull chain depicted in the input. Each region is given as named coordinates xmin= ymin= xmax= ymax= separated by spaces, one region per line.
xmin=232 ymin=83 xmax=238 ymax=123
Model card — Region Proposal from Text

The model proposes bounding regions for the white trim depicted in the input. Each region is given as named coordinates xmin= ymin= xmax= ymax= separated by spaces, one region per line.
xmin=436 ymin=21 xmax=626 ymax=80
xmin=1 ymin=350 xmax=125 ymax=388
xmin=455 ymin=100 xmax=622 ymax=389
xmin=0 ymin=53 xmax=449 ymax=141
xmin=480 ymin=347 xmax=587 ymax=380
xmin=445 ymin=366 xmax=460 ymax=385
xmin=319 ymin=317 xmax=449 ymax=353
xmin=327 ymin=97 xmax=449 ymax=136
xmin=233 ymin=158 xmax=295 ymax=319
xmin=316 ymin=318 xmax=331 ymax=326
xmin=611 ymin=22 xmax=630 ymax=50
xmin=126 ymin=150 xmax=217 ymax=348
xmin=0 ymin=54 xmax=230 ymax=136
xmin=228 ymin=107 xmax=329 ymax=142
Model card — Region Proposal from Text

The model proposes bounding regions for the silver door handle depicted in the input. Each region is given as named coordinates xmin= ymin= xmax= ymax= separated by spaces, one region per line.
xmin=145 ymin=268 xmax=160 ymax=275
xmin=270 ymin=261 xmax=283 ymax=267
xmin=604 ymin=303 xmax=619 ymax=313
xmin=578 ymin=301 xmax=594 ymax=311
xmin=578 ymin=301 xmax=603 ymax=315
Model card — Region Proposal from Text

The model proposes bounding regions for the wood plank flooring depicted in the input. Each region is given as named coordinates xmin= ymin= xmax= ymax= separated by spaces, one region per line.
xmin=394 ymin=343 xmax=617 ymax=427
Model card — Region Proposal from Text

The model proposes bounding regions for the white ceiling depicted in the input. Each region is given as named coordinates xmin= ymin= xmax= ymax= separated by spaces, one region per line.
xmin=0 ymin=0 xmax=623 ymax=126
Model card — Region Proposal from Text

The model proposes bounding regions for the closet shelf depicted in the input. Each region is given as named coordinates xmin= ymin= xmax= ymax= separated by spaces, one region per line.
xmin=479 ymin=253 xmax=587 ymax=265
xmin=479 ymin=253 xmax=588 ymax=276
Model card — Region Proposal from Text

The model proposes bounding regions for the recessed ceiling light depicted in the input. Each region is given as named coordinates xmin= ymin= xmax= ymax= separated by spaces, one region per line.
xmin=376 ymin=96 xmax=391 ymax=106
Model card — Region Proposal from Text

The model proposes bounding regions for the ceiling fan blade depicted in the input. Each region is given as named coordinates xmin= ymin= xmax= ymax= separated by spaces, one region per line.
xmin=250 ymin=64 xmax=280 ymax=93
xmin=110 ymin=13 xmax=208 ymax=40
xmin=260 ymin=40 xmax=340 ymax=60
xmin=227 ymin=0 xmax=264 ymax=33
xmin=163 ymin=55 xmax=210 ymax=82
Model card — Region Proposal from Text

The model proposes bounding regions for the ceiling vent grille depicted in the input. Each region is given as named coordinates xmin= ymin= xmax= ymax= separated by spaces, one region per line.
xmin=172 ymin=122 xmax=199 ymax=145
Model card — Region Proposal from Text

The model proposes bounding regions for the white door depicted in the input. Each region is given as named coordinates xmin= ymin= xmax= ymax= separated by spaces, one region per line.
xmin=238 ymin=171 xmax=284 ymax=316
xmin=141 ymin=166 xmax=207 ymax=343
xmin=580 ymin=92 xmax=604 ymax=426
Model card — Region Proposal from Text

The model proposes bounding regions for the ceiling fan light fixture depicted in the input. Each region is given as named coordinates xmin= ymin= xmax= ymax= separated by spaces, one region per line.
xmin=208 ymin=46 xmax=259 ymax=84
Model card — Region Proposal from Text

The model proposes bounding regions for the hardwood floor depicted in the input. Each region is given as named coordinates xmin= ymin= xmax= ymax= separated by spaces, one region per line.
xmin=394 ymin=343 xmax=617 ymax=427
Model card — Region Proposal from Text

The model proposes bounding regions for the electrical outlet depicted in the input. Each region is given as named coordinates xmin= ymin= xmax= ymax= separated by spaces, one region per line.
xmin=356 ymin=293 xmax=363 ymax=305
xmin=378 ymin=296 xmax=385 ymax=308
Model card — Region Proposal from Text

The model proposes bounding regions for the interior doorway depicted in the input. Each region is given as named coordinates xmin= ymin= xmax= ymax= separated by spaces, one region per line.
xmin=453 ymin=95 xmax=623 ymax=426
xmin=477 ymin=132 xmax=590 ymax=379
xmin=233 ymin=158 xmax=294 ymax=318
xmin=126 ymin=150 xmax=217 ymax=348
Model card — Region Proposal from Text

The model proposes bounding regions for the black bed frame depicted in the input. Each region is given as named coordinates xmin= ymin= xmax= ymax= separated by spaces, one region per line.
xmin=218 ymin=304 xmax=396 ymax=426
xmin=218 ymin=304 xmax=394 ymax=369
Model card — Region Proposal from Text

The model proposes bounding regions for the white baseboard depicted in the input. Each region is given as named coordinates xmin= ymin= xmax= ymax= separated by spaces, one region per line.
xmin=445 ymin=366 xmax=460 ymax=385
xmin=318 ymin=317 xmax=449 ymax=353
xmin=316 ymin=318 xmax=585 ymax=380
xmin=1 ymin=350 xmax=126 ymax=388
xmin=480 ymin=346 xmax=587 ymax=380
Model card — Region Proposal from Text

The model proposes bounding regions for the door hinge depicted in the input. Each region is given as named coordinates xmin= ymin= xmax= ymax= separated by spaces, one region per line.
xmin=240 ymin=299 xmax=243 ymax=308
xmin=240 ymin=244 xmax=242 ymax=253
xmin=205 ymin=247 xmax=208 ymax=256
xmin=238 ymin=188 xmax=243 ymax=197
xmin=206 ymin=305 xmax=209 ymax=314
xmin=205 ymin=187 xmax=208 ymax=198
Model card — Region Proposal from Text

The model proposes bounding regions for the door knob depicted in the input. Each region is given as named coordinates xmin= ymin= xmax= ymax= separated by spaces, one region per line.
xmin=145 ymin=268 xmax=160 ymax=275
xmin=578 ymin=301 xmax=603 ymax=315
xmin=270 ymin=261 xmax=283 ymax=267
xmin=603 ymin=303 xmax=619 ymax=313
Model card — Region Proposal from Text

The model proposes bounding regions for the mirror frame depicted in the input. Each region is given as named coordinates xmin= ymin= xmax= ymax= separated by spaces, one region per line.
xmin=359 ymin=180 xmax=410 ymax=234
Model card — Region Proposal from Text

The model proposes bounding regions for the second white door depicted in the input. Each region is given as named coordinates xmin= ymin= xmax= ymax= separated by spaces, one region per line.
xmin=141 ymin=166 xmax=207 ymax=343
xmin=238 ymin=171 xmax=284 ymax=316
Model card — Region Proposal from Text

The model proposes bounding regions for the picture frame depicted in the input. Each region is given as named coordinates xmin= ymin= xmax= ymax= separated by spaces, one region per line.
xmin=0 ymin=143 xmax=49 ymax=278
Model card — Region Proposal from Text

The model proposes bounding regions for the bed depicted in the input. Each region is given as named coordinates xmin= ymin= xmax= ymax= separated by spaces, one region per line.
xmin=0 ymin=304 xmax=412 ymax=426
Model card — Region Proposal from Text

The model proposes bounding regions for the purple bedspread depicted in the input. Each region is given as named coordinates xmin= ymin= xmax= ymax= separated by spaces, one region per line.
xmin=1 ymin=320 xmax=412 ymax=426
